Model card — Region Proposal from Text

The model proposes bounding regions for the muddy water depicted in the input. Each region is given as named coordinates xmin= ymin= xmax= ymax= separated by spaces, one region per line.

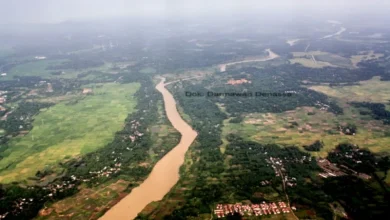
xmin=219 ymin=49 xmax=279 ymax=72
xmin=100 ymin=78 xmax=197 ymax=220
xmin=321 ymin=27 xmax=346 ymax=39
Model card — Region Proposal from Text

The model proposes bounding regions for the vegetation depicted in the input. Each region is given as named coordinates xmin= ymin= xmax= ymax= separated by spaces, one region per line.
xmin=0 ymin=102 xmax=53 ymax=136
xmin=0 ymin=72 xmax=179 ymax=219
xmin=309 ymin=76 xmax=390 ymax=104
xmin=3 ymin=60 xmax=66 ymax=80
xmin=145 ymin=59 xmax=390 ymax=219
xmin=352 ymin=102 xmax=390 ymax=124
xmin=0 ymin=83 xmax=140 ymax=183
xmin=303 ymin=140 xmax=324 ymax=152
xmin=1 ymin=17 xmax=390 ymax=220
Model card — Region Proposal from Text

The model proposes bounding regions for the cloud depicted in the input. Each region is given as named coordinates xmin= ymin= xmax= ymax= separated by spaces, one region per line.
xmin=1 ymin=0 xmax=389 ymax=24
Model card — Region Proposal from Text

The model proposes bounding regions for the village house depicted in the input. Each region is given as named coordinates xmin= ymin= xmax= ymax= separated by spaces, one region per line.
xmin=82 ymin=88 xmax=93 ymax=94
xmin=214 ymin=201 xmax=294 ymax=218
xmin=226 ymin=78 xmax=252 ymax=85
xmin=0 ymin=97 xmax=5 ymax=104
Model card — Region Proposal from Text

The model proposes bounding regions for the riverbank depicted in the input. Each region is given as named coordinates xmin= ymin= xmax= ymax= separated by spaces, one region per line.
xmin=100 ymin=78 xmax=197 ymax=220
xmin=219 ymin=49 xmax=279 ymax=72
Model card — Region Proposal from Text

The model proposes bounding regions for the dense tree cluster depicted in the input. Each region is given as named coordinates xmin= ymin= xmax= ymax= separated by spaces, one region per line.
xmin=327 ymin=143 xmax=386 ymax=174
xmin=303 ymin=140 xmax=324 ymax=151
xmin=0 ymin=102 xmax=53 ymax=136
xmin=352 ymin=102 xmax=390 ymax=124
xmin=0 ymin=185 xmax=49 ymax=220
xmin=339 ymin=123 xmax=357 ymax=135
xmin=47 ymin=58 xmax=104 ymax=71
xmin=200 ymin=67 xmax=344 ymax=115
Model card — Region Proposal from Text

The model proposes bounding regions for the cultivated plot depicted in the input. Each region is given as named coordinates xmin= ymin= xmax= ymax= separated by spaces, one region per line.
xmin=0 ymin=83 xmax=140 ymax=183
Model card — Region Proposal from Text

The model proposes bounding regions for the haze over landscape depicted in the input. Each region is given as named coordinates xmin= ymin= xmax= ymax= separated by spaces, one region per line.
xmin=0 ymin=0 xmax=390 ymax=220
xmin=1 ymin=0 xmax=390 ymax=23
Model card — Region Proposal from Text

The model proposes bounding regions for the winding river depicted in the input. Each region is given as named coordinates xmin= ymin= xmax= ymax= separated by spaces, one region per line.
xmin=219 ymin=49 xmax=279 ymax=72
xmin=100 ymin=78 xmax=197 ymax=220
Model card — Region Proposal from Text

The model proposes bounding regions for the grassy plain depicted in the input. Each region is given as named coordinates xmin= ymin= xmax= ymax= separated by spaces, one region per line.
xmin=315 ymin=53 xmax=353 ymax=68
xmin=35 ymin=98 xmax=180 ymax=220
xmin=290 ymin=51 xmax=335 ymax=68
xmin=2 ymin=59 xmax=66 ymax=80
xmin=139 ymin=67 xmax=157 ymax=74
xmin=309 ymin=76 xmax=390 ymax=104
xmin=0 ymin=83 xmax=140 ymax=183
xmin=36 ymin=179 xmax=131 ymax=220
xmin=289 ymin=51 xmax=353 ymax=68
xmin=290 ymin=58 xmax=335 ymax=68
xmin=2 ymin=60 xmax=125 ymax=81
xmin=350 ymin=51 xmax=384 ymax=67
xmin=222 ymin=105 xmax=390 ymax=157
xmin=290 ymin=50 xmax=383 ymax=69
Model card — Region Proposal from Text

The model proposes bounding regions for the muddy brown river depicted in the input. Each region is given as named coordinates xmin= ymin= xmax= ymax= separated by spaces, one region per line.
xmin=219 ymin=49 xmax=279 ymax=72
xmin=100 ymin=78 xmax=197 ymax=220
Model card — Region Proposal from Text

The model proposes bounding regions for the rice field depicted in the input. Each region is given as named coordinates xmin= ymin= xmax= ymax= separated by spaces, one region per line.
xmin=0 ymin=83 xmax=140 ymax=183
xmin=350 ymin=51 xmax=384 ymax=68
xmin=3 ymin=59 xmax=120 ymax=80
xmin=289 ymin=51 xmax=352 ymax=68
xmin=309 ymin=76 xmax=390 ymax=104
xmin=222 ymin=105 xmax=390 ymax=157
xmin=1 ymin=59 xmax=66 ymax=80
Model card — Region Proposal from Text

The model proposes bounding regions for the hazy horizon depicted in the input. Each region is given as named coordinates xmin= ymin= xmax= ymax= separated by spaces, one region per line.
xmin=1 ymin=0 xmax=390 ymax=24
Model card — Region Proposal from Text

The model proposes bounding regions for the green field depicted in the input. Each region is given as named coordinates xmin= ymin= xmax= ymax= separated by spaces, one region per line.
xmin=2 ymin=59 xmax=120 ymax=80
xmin=140 ymin=67 xmax=157 ymax=74
xmin=222 ymin=105 xmax=390 ymax=157
xmin=290 ymin=51 xmax=353 ymax=69
xmin=315 ymin=53 xmax=353 ymax=68
xmin=0 ymin=83 xmax=140 ymax=183
xmin=3 ymin=59 xmax=67 ymax=80
xmin=350 ymin=51 xmax=384 ymax=68
xmin=34 ymin=96 xmax=180 ymax=220
xmin=309 ymin=76 xmax=390 ymax=104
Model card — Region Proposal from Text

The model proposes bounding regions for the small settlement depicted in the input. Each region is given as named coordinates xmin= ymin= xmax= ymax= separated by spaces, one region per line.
xmin=317 ymin=158 xmax=371 ymax=180
xmin=0 ymin=91 xmax=7 ymax=115
xmin=226 ymin=78 xmax=252 ymax=85
xmin=214 ymin=202 xmax=296 ymax=218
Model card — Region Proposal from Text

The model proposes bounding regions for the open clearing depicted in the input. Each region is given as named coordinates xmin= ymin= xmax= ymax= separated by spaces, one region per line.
xmin=0 ymin=83 xmax=140 ymax=183
xmin=222 ymin=105 xmax=390 ymax=157
xmin=3 ymin=60 xmax=124 ymax=80
xmin=2 ymin=59 xmax=67 ymax=80
xmin=36 ymin=179 xmax=130 ymax=220
xmin=309 ymin=76 xmax=390 ymax=104
xmin=291 ymin=50 xmax=384 ymax=69
xmin=36 ymin=99 xmax=180 ymax=220
xmin=350 ymin=51 xmax=384 ymax=68
xmin=290 ymin=58 xmax=335 ymax=68
xmin=290 ymin=51 xmax=353 ymax=68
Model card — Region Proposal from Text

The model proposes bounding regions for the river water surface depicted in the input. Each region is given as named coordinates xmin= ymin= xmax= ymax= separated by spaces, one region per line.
xmin=219 ymin=49 xmax=279 ymax=72
xmin=100 ymin=78 xmax=197 ymax=220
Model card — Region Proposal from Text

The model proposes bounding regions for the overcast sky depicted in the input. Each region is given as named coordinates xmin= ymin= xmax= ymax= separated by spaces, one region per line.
xmin=1 ymin=0 xmax=390 ymax=24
